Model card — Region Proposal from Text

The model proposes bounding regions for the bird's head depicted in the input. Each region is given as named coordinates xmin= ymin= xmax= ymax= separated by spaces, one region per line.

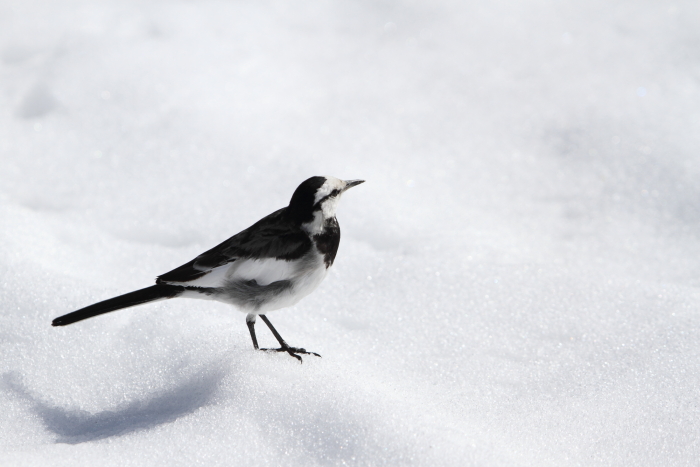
xmin=288 ymin=176 xmax=364 ymax=230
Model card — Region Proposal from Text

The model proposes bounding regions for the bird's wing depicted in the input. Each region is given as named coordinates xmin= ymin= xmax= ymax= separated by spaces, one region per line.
xmin=156 ymin=208 xmax=312 ymax=285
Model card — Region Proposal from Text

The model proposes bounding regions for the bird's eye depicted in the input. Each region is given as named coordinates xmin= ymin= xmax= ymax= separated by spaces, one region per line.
xmin=327 ymin=190 xmax=341 ymax=201
xmin=316 ymin=189 xmax=341 ymax=206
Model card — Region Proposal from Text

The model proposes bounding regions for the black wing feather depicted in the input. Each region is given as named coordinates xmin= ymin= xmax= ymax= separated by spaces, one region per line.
xmin=156 ymin=207 xmax=312 ymax=284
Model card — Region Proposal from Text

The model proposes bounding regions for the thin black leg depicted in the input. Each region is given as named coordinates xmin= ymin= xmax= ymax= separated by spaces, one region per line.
xmin=259 ymin=314 xmax=321 ymax=363
xmin=259 ymin=314 xmax=289 ymax=347
xmin=246 ymin=313 xmax=259 ymax=350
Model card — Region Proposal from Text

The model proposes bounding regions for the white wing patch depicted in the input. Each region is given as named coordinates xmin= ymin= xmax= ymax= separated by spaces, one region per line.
xmin=164 ymin=257 xmax=303 ymax=288
xmin=228 ymin=257 xmax=301 ymax=285
xmin=165 ymin=248 xmax=329 ymax=314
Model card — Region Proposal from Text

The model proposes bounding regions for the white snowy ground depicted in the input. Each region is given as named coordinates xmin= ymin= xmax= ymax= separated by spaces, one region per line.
xmin=1 ymin=0 xmax=700 ymax=465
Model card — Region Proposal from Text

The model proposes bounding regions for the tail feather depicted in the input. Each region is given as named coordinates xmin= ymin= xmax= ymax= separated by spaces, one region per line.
xmin=52 ymin=284 xmax=185 ymax=326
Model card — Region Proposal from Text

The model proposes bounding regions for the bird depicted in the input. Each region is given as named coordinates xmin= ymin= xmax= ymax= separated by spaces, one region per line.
xmin=52 ymin=176 xmax=364 ymax=362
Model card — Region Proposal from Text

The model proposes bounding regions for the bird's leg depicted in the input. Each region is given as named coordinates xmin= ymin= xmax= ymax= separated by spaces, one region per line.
xmin=246 ymin=313 xmax=259 ymax=350
xmin=259 ymin=314 xmax=321 ymax=362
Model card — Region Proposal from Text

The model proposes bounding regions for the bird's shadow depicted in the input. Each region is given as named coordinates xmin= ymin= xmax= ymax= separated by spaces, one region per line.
xmin=1 ymin=367 xmax=226 ymax=444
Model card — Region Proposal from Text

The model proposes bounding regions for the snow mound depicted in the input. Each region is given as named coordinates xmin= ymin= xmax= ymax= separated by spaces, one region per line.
xmin=1 ymin=0 xmax=700 ymax=465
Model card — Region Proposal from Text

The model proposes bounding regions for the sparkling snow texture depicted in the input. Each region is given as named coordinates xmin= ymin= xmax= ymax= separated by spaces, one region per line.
xmin=2 ymin=1 xmax=700 ymax=465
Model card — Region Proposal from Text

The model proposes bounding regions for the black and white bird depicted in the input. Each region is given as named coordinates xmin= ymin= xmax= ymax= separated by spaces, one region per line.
xmin=52 ymin=176 xmax=364 ymax=362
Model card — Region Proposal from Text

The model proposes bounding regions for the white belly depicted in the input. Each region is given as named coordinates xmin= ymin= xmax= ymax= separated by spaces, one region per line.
xmin=179 ymin=250 xmax=329 ymax=314
xmin=253 ymin=259 xmax=328 ymax=313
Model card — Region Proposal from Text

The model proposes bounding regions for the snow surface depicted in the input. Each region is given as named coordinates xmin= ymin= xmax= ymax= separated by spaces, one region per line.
xmin=2 ymin=0 xmax=700 ymax=465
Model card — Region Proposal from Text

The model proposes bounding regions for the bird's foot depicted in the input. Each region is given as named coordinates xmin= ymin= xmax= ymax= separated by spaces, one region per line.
xmin=260 ymin=345 xmax=321 ymax=363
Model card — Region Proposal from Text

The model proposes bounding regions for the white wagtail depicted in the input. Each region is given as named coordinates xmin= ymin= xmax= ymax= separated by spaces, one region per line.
xmin=52 ymin=176 xmax=364 ymax=362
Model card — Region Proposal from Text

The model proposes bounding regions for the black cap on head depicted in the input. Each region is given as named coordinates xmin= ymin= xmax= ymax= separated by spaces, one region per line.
xmin=288 ymin=176 xmax=326 ymax=223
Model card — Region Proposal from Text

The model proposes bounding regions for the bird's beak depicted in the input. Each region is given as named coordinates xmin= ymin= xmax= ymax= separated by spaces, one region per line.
xmin=343 ymin=179 xmax=365 ymax=192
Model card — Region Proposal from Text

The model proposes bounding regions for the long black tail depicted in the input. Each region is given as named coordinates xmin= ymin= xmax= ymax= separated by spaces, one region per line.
xmin=52 ymin=284 xmax=185 ymax=326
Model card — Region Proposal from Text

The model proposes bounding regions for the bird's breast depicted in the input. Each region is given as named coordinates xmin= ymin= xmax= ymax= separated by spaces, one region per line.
xmin=312 ymin=218 xmax=341 ymax=268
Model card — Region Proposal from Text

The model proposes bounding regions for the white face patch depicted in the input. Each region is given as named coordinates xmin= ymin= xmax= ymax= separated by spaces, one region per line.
xmin=301 ymin=176 xmax=359 ymax=234
xmin=321 ymin=194 xmax=340 ymax=218
xmin=313 ymin=176 xmax=346 ymax=204
xmin=301 ymin=178 xmax=346 ymax=234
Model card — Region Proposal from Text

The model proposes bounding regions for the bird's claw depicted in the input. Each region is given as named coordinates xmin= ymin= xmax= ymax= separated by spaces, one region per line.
xmin=260 ymin=346 xmax=322 ymax=362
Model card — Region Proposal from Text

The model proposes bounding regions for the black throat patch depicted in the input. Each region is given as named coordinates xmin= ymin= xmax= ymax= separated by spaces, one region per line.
xmin=313 ymin=217 xmax=341 ymax=267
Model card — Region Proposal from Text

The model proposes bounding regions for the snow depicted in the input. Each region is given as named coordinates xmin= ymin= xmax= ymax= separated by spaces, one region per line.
xmin=2 ymin=0 xmax=700 ymax=465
